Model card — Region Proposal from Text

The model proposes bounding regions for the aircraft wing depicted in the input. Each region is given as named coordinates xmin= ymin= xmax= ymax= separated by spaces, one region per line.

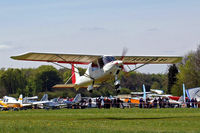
xmin=11 ymin=52 xmax=182 ymax=65
xmin=31 ymin=101 xmax=49 ymax=105
xmin=115 ymin=56 xmax=182 ymax=64
xmin=11 ymin=52 xmax=101 ymax=65
xmin=22 ymin=103 xmax=32 ymax=107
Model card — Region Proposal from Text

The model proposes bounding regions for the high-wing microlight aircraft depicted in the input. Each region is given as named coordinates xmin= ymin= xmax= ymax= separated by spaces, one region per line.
xmin=11 ymin=51 xmax=182 ymax=93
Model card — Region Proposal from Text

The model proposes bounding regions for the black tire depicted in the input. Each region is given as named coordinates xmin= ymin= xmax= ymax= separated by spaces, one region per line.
xmin=115 ymin=84 xmax=120 ymax=89
xmin=117 ymin=90 xmax=120 ymax=94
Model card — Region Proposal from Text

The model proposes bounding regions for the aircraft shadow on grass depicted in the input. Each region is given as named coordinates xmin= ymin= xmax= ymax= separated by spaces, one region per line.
xmin=79 ymin=116 xmax=200 ymax=121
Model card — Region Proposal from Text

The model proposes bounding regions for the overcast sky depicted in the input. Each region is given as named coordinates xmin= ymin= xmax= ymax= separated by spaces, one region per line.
xmin=0 ymin=0 xmax=200 ymax=73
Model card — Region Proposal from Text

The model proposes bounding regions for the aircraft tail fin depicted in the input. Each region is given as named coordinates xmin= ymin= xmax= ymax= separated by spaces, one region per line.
xmin=72 ymin=93 xmax=81 ymax=103
xmin=71 ymin=64 xmax=80 ymax=84
xmin=183 ymin=84 xmax=186 ymax=103
xmin=143 ymin=84 xmax=146 ymax=100
xmin=23 ymin=97 xmax=28 ymax=104
xmin=41 ymin=94 xmax=48 ymax=101
xmin=18 ymin=94 xmax=23 ymax=106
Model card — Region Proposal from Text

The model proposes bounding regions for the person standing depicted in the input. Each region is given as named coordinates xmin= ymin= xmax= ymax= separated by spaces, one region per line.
xmin=88 ymin=98 xmax=92 ymax=108
xmin=116 ymin=98 xmax=120 ymax=108
xmin=153 ymin=98 xmax=157 ymax=108
xmin=139 ymin=98 xmax=143 ymax=108
xmin=158 ymin=97 xmax=162 ymax=108
xmin=191 ymin=98 xmax=195 ymax=108
xmin=186 ymin=98 xmax=190 ymax=108
xmin=146 ymin=97 xmax=150 ymax=108
xmin=194 ymin=98 xmax=198 ymax=108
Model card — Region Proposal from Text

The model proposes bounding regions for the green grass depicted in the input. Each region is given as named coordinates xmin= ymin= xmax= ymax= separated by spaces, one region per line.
xmin=0 ymin=108 xmax=200 ymax=133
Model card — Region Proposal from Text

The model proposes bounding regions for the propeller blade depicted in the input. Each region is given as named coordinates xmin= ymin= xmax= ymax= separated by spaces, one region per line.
xmin=120 ymin=47 xmax=128 ymax=60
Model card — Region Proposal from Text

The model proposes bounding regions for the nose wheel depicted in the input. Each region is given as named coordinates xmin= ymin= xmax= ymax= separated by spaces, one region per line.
xmin=115 ymin=84 xmax=121 ymax=94
xmin=87 ymin=80 xmax=95 ymax=93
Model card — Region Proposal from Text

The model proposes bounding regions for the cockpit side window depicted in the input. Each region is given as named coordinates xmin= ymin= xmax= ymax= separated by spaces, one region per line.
xmin=103 ymin=56 xmax=115 ymax=64
xmin=91 ymin=61 xmax=98 ymax=71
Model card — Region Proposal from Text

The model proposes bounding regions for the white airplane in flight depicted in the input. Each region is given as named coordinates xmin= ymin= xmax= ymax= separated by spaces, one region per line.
xmin=11 ymin=50 xmax=182 ymax=93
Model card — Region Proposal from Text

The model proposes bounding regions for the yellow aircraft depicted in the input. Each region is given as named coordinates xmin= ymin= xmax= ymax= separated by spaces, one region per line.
xmin=0 ymin=94 xmax=31 ymax=110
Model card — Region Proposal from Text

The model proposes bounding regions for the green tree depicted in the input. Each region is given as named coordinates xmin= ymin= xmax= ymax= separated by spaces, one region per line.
xmin=0 ymin=68 xmax=26 ymax=95
xmin=151 ymin=82 xmax=160 ymax=90
xmin=167 ymin=64 xmax=179 ymax=94
xmin=33 ymin=65 xmax=62 ymax=93
xmin=120 ymin=88 xmax=131 ymax=94
xmin=171 ymin=46 xmax=200 ymax=96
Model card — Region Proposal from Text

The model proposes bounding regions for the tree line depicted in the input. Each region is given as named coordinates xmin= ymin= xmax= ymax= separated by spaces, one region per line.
xmin=170 ymin=45 xmax=200 ymax=96
xmin=0 ymin=65 xmax=169 ymax=99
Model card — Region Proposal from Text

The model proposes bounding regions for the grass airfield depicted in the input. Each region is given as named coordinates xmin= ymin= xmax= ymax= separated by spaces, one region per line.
xmin=0 ymin=108 xmax=200 ymax=133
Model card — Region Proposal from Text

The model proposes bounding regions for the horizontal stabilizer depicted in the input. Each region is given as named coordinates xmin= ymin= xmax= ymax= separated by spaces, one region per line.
xmin=53 ymin=84 xmax=100 ymax=89
xmin=53 ymin=84 xmax=76 ymax=88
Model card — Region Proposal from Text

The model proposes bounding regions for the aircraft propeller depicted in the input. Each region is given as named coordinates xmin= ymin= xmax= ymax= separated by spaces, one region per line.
xmin=120 ymin=47 xmax=128 ymax=72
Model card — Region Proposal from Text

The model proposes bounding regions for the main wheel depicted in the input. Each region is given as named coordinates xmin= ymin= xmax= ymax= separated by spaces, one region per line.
xmin=115 ymin=84 xmax=120 ymax=89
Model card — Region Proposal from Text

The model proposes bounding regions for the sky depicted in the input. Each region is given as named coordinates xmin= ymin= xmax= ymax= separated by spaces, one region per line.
xmin=0 ymin=0 xmax=200 ymax=73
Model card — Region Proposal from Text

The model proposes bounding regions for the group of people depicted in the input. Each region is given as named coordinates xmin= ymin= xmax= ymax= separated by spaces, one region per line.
xmin=88 ymin=97 xmax=124 ymax=109
xmin=85 ymin=96 xmax=199 ymax=109
xmin=186 ymin=98 xmax=198 ymax=108
xmin=139 ymin=97 xmax=174 ymax=108
xmin=139 ymin=97 xmax=199 ymax=108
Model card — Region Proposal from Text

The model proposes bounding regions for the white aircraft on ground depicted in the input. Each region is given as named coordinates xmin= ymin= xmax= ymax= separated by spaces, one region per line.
xmin=11 ymin=50 xmax=182 ymax=93
xmin=23 ymin=94 xmax=49 ymax=105
xmin=0 ymin=94 xmax=31 ymax=110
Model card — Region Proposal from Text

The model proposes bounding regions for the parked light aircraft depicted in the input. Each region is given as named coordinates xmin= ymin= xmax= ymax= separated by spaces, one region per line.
xmin=23 ymin=94 xmax=49 ymax=106
xmin=11 ymin=51 xmax=182 ymax=93
xmin=0 ymin=94 xmax=31 ymax=110
xmin=43 ymin=93 xmax=82 ymax=109
xmin=63 ymin=93 xmax=82 ymax=108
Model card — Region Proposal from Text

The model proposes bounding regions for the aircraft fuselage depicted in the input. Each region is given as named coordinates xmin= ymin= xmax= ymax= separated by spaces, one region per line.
xmin=74 ymin=56 xmax=123 ymax=88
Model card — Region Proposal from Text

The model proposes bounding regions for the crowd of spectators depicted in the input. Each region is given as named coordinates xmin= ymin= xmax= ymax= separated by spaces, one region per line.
xmin=88 ymin=97 xmax=124 ymax=109
xmin=139 ymin=97 xmax=171 ymax=108
xmin=84 ymin=97 xmax=199 ymax=109
xmin=186 ymin=98 xmax=198 ymax=108
xmin=139 ymin=97 xmax=199 ymax=108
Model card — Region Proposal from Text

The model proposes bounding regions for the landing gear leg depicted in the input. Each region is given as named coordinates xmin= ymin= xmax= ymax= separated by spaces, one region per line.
xmin=114 ymin=75 xmax=121 ymax=94
xmin=87 ymin=80 xmax=95 ymax=93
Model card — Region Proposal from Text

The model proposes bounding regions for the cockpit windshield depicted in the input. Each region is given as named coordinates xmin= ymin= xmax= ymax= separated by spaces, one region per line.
xmin=103 ymin=56 xmax=115 ymax=64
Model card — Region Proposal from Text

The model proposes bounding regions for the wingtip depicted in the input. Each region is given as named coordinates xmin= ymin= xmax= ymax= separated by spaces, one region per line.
xmin=10 ymin=52 xmax=33 ymax=60
xmin=10 ymin=56 xmax=18 ymax=60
